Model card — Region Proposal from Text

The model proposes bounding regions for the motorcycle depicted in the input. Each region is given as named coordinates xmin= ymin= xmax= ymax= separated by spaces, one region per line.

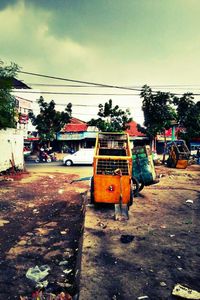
xmin=49 ymin=152 xmax=57 ymax=162
xmin=35 ymin=150 xmax=52 ymax=163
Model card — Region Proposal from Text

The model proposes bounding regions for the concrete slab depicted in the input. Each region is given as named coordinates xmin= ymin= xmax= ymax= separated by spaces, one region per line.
xmin=79 ymin=203 xmax=138 ymax=300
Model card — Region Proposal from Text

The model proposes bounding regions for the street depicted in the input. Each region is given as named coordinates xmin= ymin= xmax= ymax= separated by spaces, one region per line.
xmin=25 ymin=161 xmax=93 ymax=178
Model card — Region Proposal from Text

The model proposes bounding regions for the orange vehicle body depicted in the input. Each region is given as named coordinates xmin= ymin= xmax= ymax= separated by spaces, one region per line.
xmin=167 ymin=140 xmax=190 ymax=169
xmin=92 ymin=132 xmax=132 ymax=205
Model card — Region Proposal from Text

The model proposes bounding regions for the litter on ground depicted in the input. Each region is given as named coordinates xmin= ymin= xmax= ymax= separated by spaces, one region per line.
xmin=172 ymin=284 xmax=200 ymax=299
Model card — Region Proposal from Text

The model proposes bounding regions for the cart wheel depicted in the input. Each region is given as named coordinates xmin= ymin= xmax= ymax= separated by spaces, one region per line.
xmin=167 ymin=157 xmax=176 ymax=168
xmin=138 ymin=181 xmax=145 ymax=192
xmin=132 ymin=176 xmax=144 ymax=197
xmin=90 ymin=176 xmax=95 ymax=204
xmin=128 ymin=186 xmax=133 ymax=208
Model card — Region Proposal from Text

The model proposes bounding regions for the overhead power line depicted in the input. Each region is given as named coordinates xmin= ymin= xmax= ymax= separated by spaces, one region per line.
xmin=54 ymin=103 xmax=142 ymax=109
xmin=12 ymin=89 xmax=200 ymax=96
xmin=18 ymin=70 xmax=200 ymax=96
xmin=14 ymin=83 xmax=200 ymax=89
xmin=12 ymin=83 xmax=200 ymax=94
xmin=18 ymin=70 xmax=142 ymax=91
xmin=11 ymin=90 xmax=140 ymax=96
xmin=28 ymin=84 xmax=109 ymax=88
xmin=27 ymin=98 xmax=142 ymax=109
xmin=30 ymin=100 xmax=141 ymax=110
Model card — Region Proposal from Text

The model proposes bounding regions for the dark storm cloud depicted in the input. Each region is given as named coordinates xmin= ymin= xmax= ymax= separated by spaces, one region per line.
xmin=23 ymin=0 xmax=157 ymax=53
xmin=26 ymin=0 xmax=118 ymax=44
xmin=0 ymin=0 xmax=17 ymax=10
xmin=22 ymin=0 xmax=200 ymax=59
xmin=1 ymin=0 xmax=200 ymax=89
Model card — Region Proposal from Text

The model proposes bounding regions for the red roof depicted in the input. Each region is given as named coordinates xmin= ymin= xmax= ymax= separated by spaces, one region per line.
xmin=63 ymin=117 xmax=88 ymax=132
xmin=126 ymin=121 xmax=146 ymax=137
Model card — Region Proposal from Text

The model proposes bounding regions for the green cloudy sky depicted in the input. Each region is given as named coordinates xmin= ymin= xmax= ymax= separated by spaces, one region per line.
xmin=1 ymin=0 xmax=200 ymax=123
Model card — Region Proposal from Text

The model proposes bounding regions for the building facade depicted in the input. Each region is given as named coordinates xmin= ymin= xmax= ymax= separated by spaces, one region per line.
xmin=57 ymin=118 xmax=148 ymax=152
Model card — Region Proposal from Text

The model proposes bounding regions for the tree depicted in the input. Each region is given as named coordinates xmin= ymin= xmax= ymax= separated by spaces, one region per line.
xmin=184 ymin=101 xmax=200 ymax=138
xmin=174 ymin=93 xmax=200 ymax=143
xmin=139 ymin=85 xmax=177 ymax=151
xmin=0 ymin=61 xmax=19 ymax=129
xmin=88 ymin=99 xmax=132 ymax=132
xmin=29 ymin=96 xmax=72 ymax=146
xmin=174 ymin=93 xmax=195 ymax=126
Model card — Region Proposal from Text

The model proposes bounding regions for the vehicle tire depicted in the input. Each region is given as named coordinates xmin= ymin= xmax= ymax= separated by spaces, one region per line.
xmin=167 ymin=157 xmax=176 ymax=168
xmin=138 ymin=181 xmax=145 ymax=192
xmin=90 ymin=176 xmax=95 ymax=204
xmin=65 ymin=160 xmax=73 ymax=166
xmin=131 ymin=176 xmax=144 ymax=197
xmin=128 ymin=184 xmax=133 ymax=207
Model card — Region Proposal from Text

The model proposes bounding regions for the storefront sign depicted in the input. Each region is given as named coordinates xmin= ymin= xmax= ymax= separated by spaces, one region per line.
xmin=19 ymin=114 xmax=29 ymax=124
xmin=57 ymin=132 xmax=85 ymax=140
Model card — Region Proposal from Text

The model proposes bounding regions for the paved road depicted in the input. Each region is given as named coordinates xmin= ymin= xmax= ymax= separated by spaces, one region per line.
xmin=25 ymin=161 xmax=93 ymax=178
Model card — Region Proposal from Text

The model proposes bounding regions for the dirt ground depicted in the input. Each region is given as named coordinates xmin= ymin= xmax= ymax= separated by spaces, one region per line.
xmin=0 ymin=164 xmax=199 ymax=300
xmin=0 ymin=171 xmax=88 ymax=299
xmin=80 ymin=164 xmax=200 ymax=300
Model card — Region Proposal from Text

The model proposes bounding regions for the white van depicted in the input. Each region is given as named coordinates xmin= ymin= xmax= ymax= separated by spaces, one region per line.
xmin=63 ymin=148 xmax=94 ymax=166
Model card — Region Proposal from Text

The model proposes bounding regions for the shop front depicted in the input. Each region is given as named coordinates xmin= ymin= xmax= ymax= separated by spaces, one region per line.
xmin=56 ymin=131 xmax=97 ymax=153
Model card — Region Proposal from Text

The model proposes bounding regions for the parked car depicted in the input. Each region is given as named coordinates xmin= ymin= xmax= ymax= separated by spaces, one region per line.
xmin=63 ymin=148 xmax=94 ymax=166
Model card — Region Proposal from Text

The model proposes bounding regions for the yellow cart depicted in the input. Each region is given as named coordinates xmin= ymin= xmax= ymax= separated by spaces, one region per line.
xmin=91 ymin=132 xmax=133 ymax=208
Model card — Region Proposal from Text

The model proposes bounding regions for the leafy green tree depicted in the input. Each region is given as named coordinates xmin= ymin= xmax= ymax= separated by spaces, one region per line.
xmin=184 ymin=101 xmax=200 ymax=138
xmin=88 ymin=99 xmax=132 ymax=132
xmin=174 ymin=93 xmax=195 ymax=126
xmin=29 ymin=96 xmax=72 ymax=146
xmin=139 ymin=86 xmax=200 ymax=155
xmin=139 ymin=85 xmax=177 ymax=151
xmin=174 ymin=93 xmax=200 ymax=143
xmin=0 ymin=61 xmax=19 ymax=129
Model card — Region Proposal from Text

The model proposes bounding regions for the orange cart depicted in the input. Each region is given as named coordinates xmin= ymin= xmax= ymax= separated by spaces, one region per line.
xmin=91 ymin=132 xmax=133 ymax=207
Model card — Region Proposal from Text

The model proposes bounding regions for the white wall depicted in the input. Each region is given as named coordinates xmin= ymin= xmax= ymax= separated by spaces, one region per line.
xmin=12 ymin=89 xmax=41 ymax=132
xmin=0 ymin=128 xmax=24 ymax=172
